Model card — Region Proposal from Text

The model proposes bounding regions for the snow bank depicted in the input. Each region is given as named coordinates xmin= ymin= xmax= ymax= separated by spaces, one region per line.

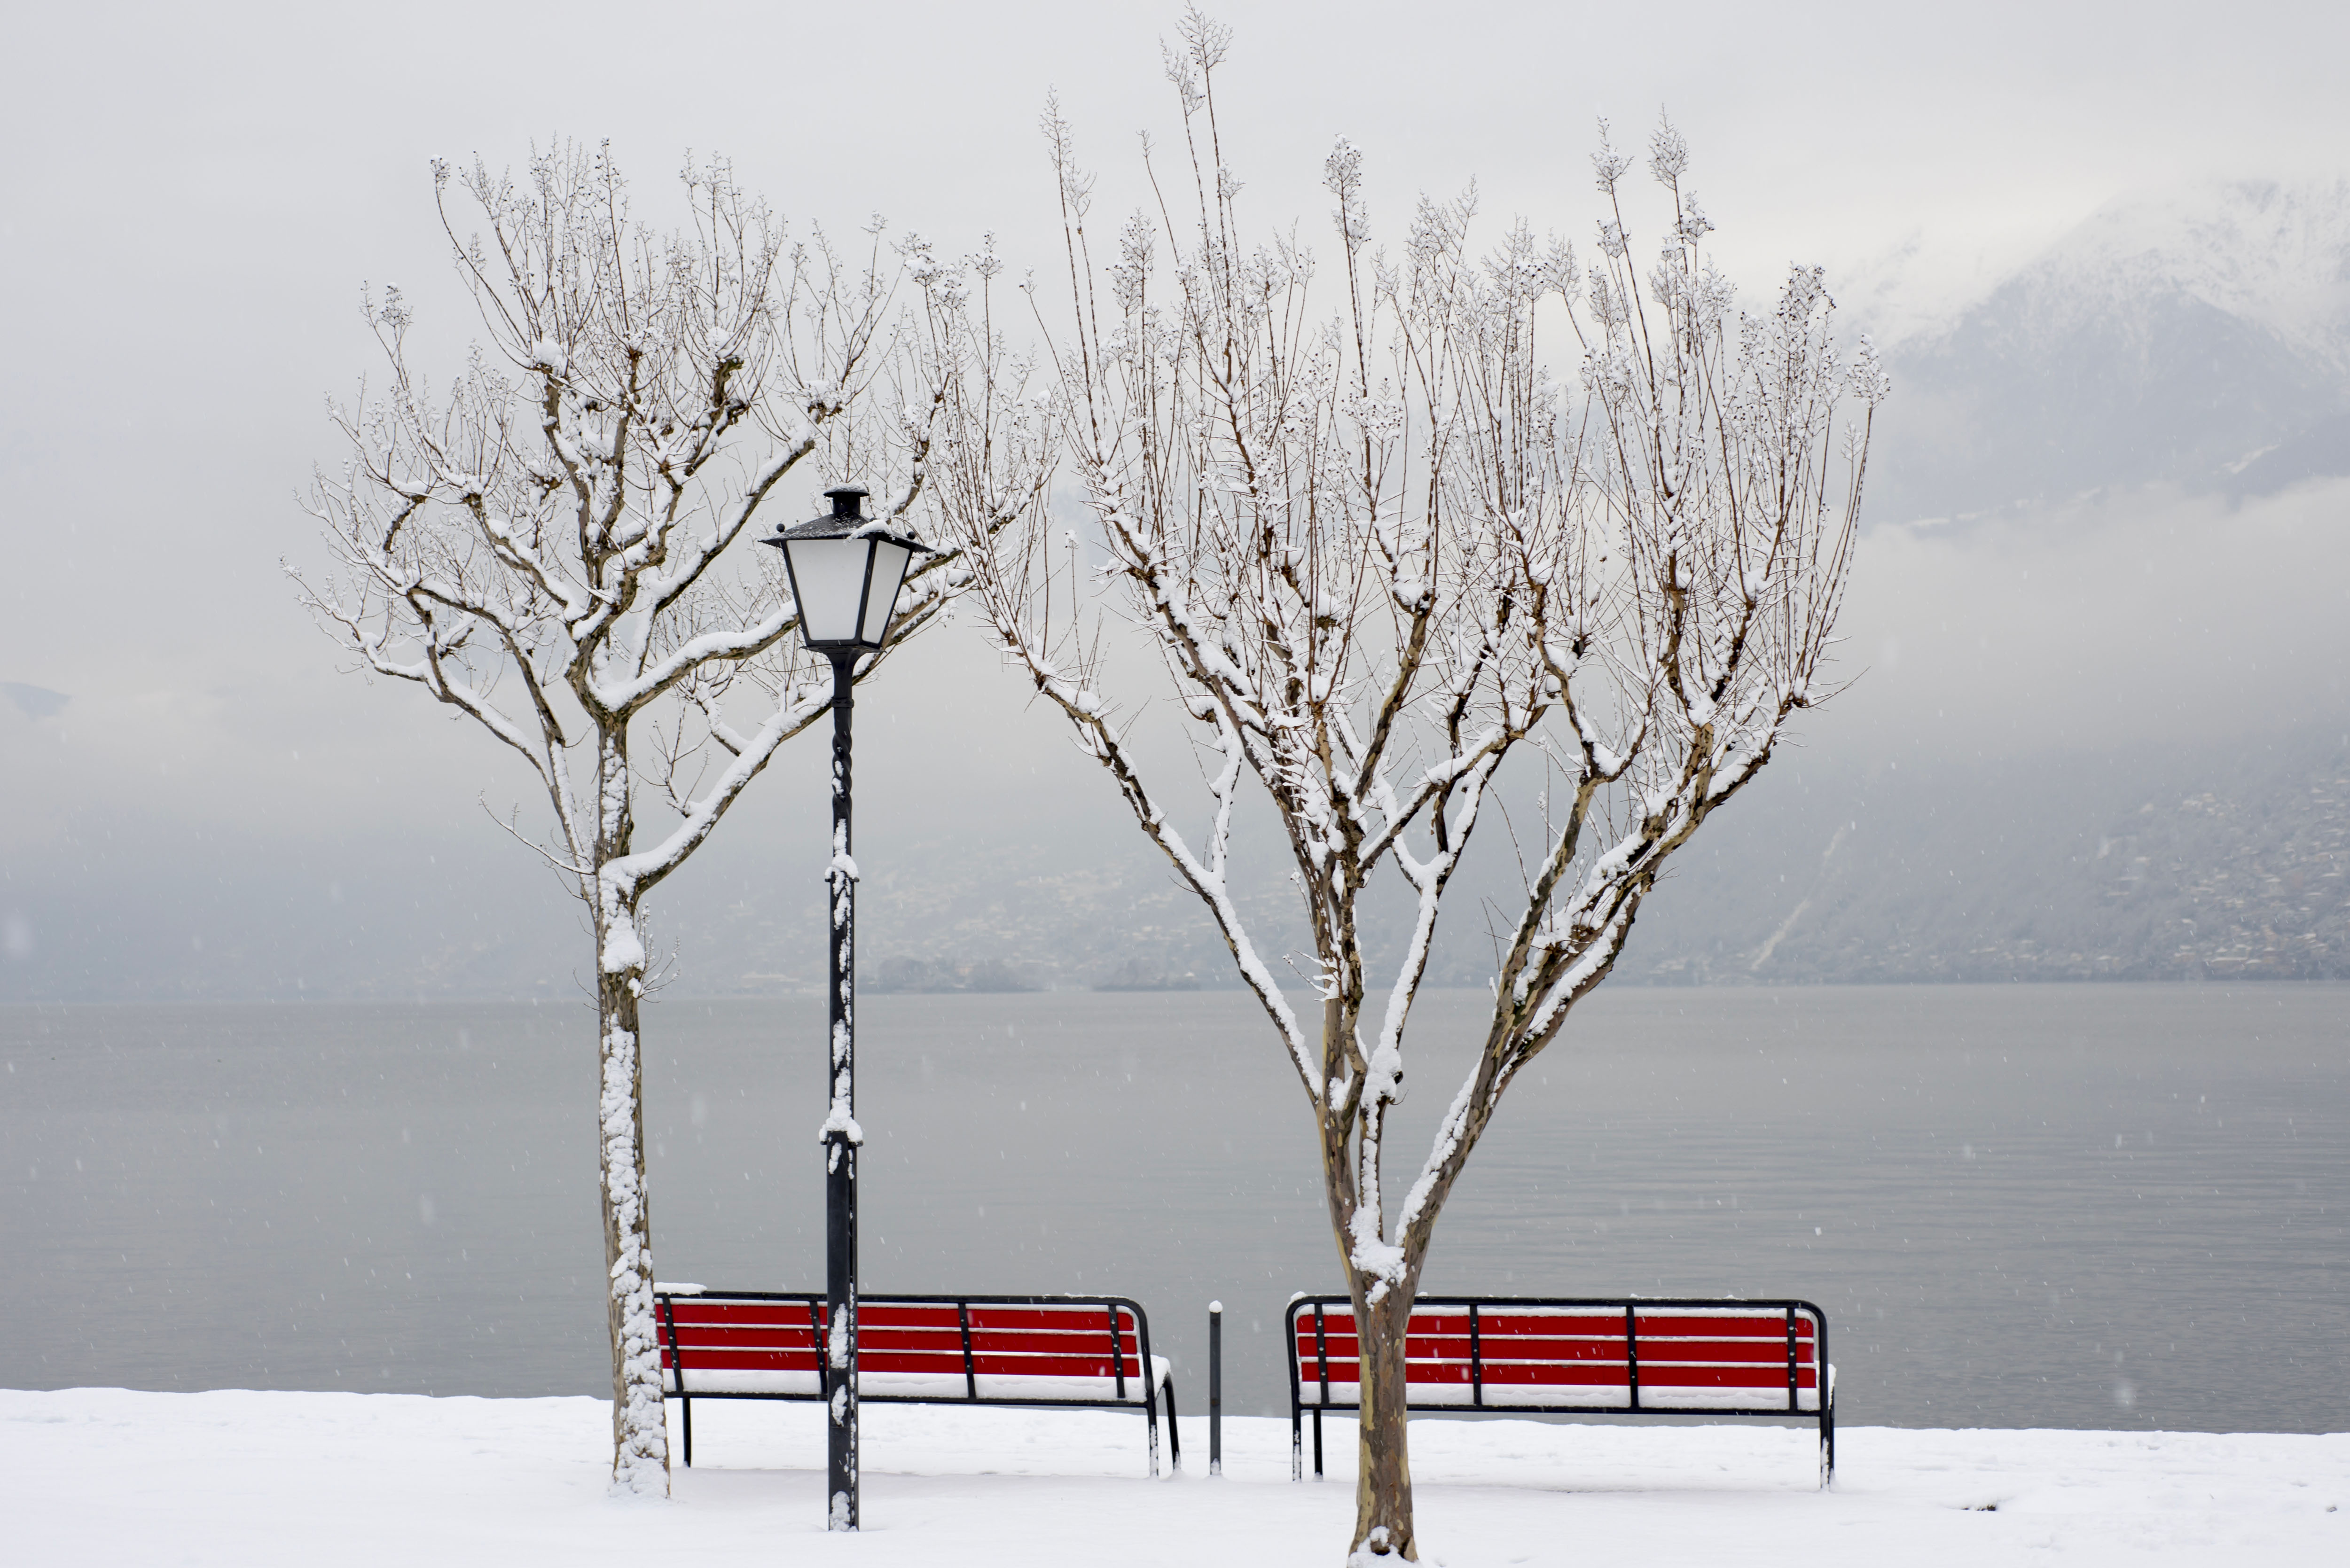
xmin=2 ymin=1388 xmax=2342 ymax=1566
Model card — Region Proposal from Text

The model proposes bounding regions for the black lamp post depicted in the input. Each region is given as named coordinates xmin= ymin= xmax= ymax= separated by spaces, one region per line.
xmin=763 ymin=484 xmax=928 ymax=1532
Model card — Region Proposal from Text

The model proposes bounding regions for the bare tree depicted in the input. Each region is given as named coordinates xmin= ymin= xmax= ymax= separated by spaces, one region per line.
xmin=943 ymin=16 xmax=1882 ymax=1560
xmin=290 ymin=145 xmax=1047 ymax=1493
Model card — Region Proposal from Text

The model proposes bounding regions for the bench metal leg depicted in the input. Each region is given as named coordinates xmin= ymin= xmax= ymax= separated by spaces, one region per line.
xmin=1162 ymin=1375 xmax=1181 ymax=1472
xmin=1820 ymin=1392 xmax=1835 ymax=1488
xmin=1291 ymin=1404 xmax=1302 ymax=1482
xmin=1313 ymin=1406 xmax=1324 ymax=1479
xmin=680 ymin=1392 xmax=693 ymax=1468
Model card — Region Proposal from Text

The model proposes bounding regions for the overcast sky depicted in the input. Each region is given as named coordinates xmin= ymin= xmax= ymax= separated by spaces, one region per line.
xmin=4 ymin=0 xmax=2348 ymax=991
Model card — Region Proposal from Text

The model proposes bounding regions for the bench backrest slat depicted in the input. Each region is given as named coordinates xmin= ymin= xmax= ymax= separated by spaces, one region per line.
xmin=657 ymin=1293 xmax=1152 ymax=1404
xmin=1289 ymin=1299 xmax=1825 ymax=1413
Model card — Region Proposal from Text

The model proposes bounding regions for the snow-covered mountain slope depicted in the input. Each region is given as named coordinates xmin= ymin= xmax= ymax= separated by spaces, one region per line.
xmin=1863 ymin=178 xmax=2350 ymax=522
xmin=2039 ymin=178 xmax=2350 ymax=363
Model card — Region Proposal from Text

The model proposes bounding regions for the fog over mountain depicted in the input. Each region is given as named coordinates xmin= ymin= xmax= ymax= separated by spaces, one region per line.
xmin=1867 ymin=178 xmax=2350 ymax=522
xmin=6 ymin=4 xmax=2350 ymax=1003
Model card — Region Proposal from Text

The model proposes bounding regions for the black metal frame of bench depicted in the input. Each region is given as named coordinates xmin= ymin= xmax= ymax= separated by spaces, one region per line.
xmin=655 ymin=1289 xmax=1181 ymax=1475
xmin=1286 ymin=1295 xmax=1834 ymax=1484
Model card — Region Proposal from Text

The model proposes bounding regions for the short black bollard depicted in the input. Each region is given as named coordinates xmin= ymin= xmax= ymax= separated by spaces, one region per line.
xmin=1208 ymin=1300 xmax=1223 ymax=1476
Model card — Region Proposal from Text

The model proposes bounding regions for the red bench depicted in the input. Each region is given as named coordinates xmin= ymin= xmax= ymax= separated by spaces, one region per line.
xmin=654 ymin=1289 xmax=1180 ymax=1475
xmin=1287 ymin=1295 xmax=1834 ymax=1485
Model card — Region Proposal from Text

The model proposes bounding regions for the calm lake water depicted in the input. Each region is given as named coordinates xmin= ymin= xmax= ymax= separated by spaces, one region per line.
xmin=3 ymin=985 xmax=2343 ymax=1432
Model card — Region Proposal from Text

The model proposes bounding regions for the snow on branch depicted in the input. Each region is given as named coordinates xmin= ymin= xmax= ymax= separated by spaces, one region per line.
xmin=958 ymin=85 xmax=1874 ymax=1324
xmin=295 ymin=146 xmax=1034 ymax=917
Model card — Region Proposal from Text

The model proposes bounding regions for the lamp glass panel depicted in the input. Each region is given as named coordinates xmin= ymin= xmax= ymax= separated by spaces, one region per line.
xmin=857 ymin=541 xmax=913 ymax=645
xmin=784 ymin=537 xmax=872 ymax=646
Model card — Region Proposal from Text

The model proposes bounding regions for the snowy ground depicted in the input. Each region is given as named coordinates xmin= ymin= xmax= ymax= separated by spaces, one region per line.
xmin=5 ymin=1389 xmax=2343 ymax=1565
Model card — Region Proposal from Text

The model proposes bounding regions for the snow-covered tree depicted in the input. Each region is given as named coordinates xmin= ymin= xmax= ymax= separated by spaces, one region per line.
xmin=943 ymin=16 xmax=1882 ymax=1560
xmin=290 ymin=145 xmax=1046 ymax=1494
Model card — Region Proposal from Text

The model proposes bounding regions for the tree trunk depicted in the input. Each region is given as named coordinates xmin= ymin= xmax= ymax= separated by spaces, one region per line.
xmin=598 ymin=936 xmax=668 ymax=1493
xmin=1350 ymin=1282 xmax=1418 ymax=1560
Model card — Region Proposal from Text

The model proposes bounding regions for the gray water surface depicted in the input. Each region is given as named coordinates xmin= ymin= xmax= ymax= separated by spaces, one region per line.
xmin=3 ymin=985 xmax=2343 ymax=1430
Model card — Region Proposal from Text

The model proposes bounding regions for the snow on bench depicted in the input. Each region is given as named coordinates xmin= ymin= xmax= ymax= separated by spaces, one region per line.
xmin=1287 ymin=1296 xmax=1835 ymax=1485
xmin=654 ymin=1289 xmax=1181 ymax=1475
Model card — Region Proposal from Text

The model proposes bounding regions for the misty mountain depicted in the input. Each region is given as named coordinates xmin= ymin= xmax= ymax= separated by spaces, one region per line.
xmin=11 ymin=179 xmax=2350 ymax=1007
xmin=1614 ymin=733 xmax=2350 ymax=985
xmin=665 ymin=732 xmax=2350 ymax=996
xmin=10 ymin=725 xmax=2344 ymax=1005
xmin=1867 ymin=178 xmax=2350 ymax=521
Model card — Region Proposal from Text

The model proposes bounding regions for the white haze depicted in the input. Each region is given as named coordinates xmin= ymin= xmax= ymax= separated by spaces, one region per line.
xmin=1828 ymin=478 xmax=2350 ymax=764
xmin=2 ymin=0 xmax=2348 ymax=995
